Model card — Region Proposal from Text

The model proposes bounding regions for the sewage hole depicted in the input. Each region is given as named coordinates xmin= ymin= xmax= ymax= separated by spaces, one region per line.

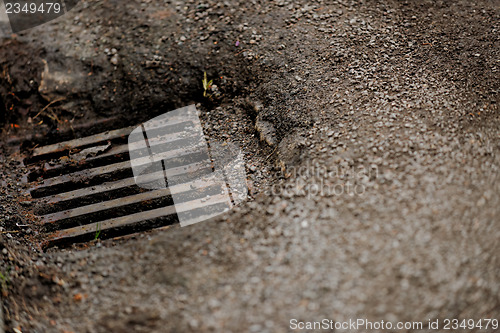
xmin=0 ymin=37 xmax=281 ymax=250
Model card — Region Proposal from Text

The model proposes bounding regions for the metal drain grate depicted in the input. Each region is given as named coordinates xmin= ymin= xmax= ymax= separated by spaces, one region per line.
xmin=24 ymin=105 xmax=247 ymax=248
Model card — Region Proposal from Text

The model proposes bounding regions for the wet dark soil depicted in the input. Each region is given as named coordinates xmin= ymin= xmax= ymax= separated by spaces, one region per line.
xmin=0 ymin=0 xmax=499 ymax=332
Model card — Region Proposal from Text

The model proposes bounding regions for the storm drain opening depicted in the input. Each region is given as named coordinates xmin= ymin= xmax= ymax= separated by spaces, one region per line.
xmin=1 ymin=36 xmax=282 ymax=251
xmin=22 ymin=104 xmax=259 ymax=250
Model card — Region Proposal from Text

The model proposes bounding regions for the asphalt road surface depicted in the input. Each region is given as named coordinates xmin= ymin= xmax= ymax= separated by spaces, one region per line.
xmin=0 ymin=0 xmax=498 ymax=332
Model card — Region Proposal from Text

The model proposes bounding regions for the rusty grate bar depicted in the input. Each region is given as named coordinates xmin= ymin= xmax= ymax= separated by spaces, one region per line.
xmin=24 ymin=109 xmax=235 ymax=248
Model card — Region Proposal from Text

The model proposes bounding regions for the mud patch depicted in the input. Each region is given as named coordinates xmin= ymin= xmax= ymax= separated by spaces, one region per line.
xmin=0 ymin=40 xmax=44 ymax=126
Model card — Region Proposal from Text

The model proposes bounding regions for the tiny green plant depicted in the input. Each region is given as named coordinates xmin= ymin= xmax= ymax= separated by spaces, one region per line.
xmin=202 ymin=71 xmax=213 ymax=98
xmin=94 ymin=222 xmax=102 ymax=241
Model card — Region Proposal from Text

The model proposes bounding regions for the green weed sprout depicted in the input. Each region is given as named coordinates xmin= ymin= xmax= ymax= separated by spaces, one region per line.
xmin=94 ymin=222 xmax=102 ymax=241
xmin=202 ymin=72 xmax=213 ymax=98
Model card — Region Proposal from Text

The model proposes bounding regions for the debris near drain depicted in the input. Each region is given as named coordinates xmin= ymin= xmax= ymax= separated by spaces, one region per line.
xmin=70 ymin=142 xmax=112 ymax=162
xmin=38 ymin=59 xmax=86 ymax=103
xmin=255 ymin=118 xmax=277 ymax=146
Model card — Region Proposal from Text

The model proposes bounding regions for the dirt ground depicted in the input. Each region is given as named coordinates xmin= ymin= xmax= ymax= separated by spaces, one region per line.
xmin=0 ymin=0 xmax=499 ymax=332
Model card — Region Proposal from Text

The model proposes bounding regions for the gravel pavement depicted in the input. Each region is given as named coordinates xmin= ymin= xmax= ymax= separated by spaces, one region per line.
xmin=0 ymin=0 xmax=498 ymax=332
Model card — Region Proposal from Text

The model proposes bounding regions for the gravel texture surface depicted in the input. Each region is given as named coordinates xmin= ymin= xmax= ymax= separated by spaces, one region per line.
xmin=0 ymin=0 xmax=499 ymax=332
